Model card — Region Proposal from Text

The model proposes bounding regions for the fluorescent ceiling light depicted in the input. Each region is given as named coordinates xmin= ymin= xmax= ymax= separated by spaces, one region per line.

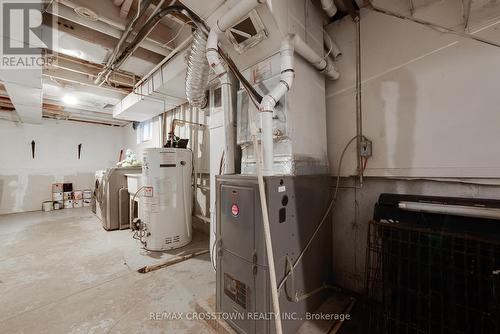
xmin=62 ymin=94 xmax=78 ymax=106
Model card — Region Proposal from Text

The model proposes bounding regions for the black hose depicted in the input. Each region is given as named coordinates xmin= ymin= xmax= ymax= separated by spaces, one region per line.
xmin=218 ymin=47 xmax=263 ymax=105
xmin=113 ymin=5 xmax=205 ymax=70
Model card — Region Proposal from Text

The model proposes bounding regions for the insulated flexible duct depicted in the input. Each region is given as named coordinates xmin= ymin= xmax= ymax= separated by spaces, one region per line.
xmin=185 ymin=29 xmax=210 ymax=107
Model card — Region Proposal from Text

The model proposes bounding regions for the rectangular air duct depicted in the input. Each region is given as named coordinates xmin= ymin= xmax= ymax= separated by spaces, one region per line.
xmin=113 ymin=47 xmax=188 ymax=121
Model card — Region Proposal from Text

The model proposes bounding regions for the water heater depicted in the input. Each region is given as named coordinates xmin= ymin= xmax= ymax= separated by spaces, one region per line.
xmin=140 ymin=148 xmax=193 ymax=251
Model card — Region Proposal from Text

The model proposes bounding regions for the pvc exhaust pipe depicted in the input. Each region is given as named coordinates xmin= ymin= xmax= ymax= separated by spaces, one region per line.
xmin=320 ymin=0 xmax=338 ymax=17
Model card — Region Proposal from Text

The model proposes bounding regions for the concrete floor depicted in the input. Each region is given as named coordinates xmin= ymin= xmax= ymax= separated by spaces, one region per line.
xmin=0 ymin=208 xmax=216 ymax=334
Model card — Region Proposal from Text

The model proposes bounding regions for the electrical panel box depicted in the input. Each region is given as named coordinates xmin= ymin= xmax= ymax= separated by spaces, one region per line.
xmin=216 ymin=174 xmax=333 ymax=334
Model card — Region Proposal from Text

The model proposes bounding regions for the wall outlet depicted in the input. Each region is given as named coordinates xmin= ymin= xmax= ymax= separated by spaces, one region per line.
xmin=360 ymin=137 xmax=373 ymax=157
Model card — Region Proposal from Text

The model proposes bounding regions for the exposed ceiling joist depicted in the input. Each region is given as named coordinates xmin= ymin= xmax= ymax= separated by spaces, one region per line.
xmin=47 ymin=15 xmax=165 ymax=66
xmin=42 ymin=68 xmax=130 ymax=97
xmin=50 ymin=54 xmax=138 ymax=88
xmin=47 ymin=3 xmax=173 ymax=55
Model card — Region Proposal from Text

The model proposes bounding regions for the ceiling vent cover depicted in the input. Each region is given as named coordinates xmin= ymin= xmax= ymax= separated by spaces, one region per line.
xmin=226 ymin=10 xmax=267 ymax=54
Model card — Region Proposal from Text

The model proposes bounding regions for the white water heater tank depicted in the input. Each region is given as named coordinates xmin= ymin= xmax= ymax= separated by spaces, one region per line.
xmin=141 ymin=148 xmax=193 ymax=251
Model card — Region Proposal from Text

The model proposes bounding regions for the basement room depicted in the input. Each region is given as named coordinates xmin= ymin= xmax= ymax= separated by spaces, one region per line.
xmin=0 ymin=0 xmax=499 ymax=333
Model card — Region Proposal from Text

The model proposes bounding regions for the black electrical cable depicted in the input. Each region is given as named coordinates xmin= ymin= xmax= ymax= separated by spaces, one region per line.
xmin=113 ymin=5 xmax=202 ymax=69
xmin=218 ymin=48 xmax=263 ymax=105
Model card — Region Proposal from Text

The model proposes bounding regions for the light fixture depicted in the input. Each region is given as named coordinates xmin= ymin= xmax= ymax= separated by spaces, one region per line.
xmin=62 ymin=94 xmax=78 ymax=106
xmin=60 ymin=48 xmax=83 ymax=59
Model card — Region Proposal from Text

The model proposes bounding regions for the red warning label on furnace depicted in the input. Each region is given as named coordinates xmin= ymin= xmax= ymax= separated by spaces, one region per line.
xmin=143 ymin=187 xmax=154 ymax=197
xmin=231 ymin=203 xmax=239 ymax=217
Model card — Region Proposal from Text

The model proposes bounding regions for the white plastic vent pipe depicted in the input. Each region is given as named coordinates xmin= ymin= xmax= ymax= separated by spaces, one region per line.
xmin=321 ymin=0 xmax=338 ymax=17
xmin=293 ymin=35 xmax=340 ymax=80
xmin=260 ymin=34 xmax=295 ymax=175
xmin=259 ymin=33 xmax=340 ymax=173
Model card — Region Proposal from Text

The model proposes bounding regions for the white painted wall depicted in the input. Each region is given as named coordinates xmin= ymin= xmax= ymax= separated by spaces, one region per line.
xmin=0 ymin=118 xmax=123 ymax=215
xmin=326 ymin=8 xmax=500 ymax=178
xmin=326 ymin=7 xmax=500 ymax=294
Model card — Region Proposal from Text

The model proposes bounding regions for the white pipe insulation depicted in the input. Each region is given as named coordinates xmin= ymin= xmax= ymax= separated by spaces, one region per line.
xmin=320 ymin=0 xmax=338 ymax=17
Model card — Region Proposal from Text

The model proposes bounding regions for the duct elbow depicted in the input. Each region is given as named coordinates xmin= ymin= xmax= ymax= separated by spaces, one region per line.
xmin=260 ymin=94 xmax=277 ymax=113
xmin=322 ymin=62 xmax=340 ymax=80
xmin=206 ymin=48 xmax=226 ymax=76
xmin=206 ymin=24 xmax=226 ymax=76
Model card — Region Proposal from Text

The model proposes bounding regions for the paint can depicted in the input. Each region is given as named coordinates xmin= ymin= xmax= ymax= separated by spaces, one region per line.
xmin=83 ymin=190 xmax=93 ymax=199
xmin=52 ymin=192 xmax=63 ymax=201
xmin=73 ymin=191 xmax=83 ymax=200
xmin=42 ymin=201 xmax=53 ymax=212
xmin=64 ymin=200 xmax=74 ymax=209
xmin=63 ymin=191 xmax=73 ymax=200
xmin=74 ymin=199 xmax=83 ymax=208
xmin=53 ymin=201 xmax=64 ymax=210
xmin=52 ymin=183 xmax=63 ymax=193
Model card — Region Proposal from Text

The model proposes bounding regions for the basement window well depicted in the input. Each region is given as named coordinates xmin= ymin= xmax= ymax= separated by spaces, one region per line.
xmin=136 ymin=120 xmax=153 ymax=144
xmin=226 ymin=11 xmax=267 ymax=54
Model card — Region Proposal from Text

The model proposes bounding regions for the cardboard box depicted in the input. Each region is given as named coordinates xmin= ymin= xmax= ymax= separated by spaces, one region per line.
xmin=52 ymin=183 xmax=63 ymax=193
xmin=52 ymin=192 xmax=63 ymax=201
